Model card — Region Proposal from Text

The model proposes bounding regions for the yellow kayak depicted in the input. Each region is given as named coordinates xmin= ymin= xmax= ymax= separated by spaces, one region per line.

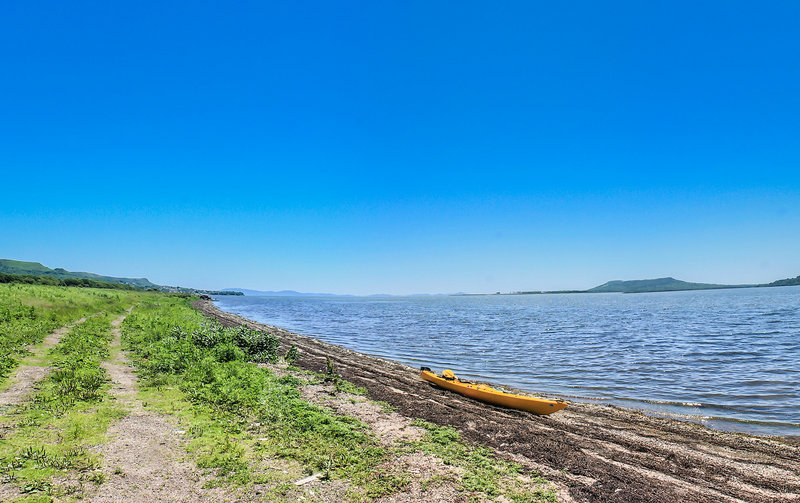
xmin=420 ymin=367 xmax=567 ymax=415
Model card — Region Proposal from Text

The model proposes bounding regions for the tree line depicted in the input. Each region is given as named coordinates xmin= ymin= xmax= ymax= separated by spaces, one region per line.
xmin=0 ymin=272 xmax=137 ymax=290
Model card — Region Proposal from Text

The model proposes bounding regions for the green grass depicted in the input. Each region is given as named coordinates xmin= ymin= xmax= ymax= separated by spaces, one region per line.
xmin=121 ymin=297 xmax=390 ymax=495
xmin=0 ymin=312 xmax=129 ymax=501
xmin=403 ymin=420 xmax=558 ymax=501
xmin=121 ymin=296 xmax=558 ymax=501
xmin=0 ymin=286 xmax=557 ymax=501
xmin=0 ymin=283 xmax=144 ymax=383
xmin=0 ymin=259 xmax=52 ymax=274
xmin=410 ymin=419 xmax=519 ymax=495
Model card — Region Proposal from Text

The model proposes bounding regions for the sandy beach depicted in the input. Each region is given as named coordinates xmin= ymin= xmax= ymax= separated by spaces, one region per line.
xmin=197 ymin=298 xmax=800 ymax=503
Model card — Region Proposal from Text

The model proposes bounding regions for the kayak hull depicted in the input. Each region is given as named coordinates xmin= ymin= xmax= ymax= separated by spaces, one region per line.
xmin=421 ymin=369 xmax=567 ymax=415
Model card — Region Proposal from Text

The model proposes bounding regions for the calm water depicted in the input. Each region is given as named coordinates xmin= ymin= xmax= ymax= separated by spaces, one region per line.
xmin=215 ymin=287 xmax=800 ymax=437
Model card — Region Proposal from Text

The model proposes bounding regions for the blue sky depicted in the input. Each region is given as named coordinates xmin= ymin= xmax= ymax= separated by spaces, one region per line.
xmin=1 ymin=1 xmax=798 ymax=294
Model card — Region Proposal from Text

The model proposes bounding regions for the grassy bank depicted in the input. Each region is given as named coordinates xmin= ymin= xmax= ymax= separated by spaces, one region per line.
xmin=0 ymin=284 xmax=145 ymax=383
xmin=0 ymin=285 xmax=558 ymax=501
xmin=121 ymin=295 xmax=557 ymax=501
xmin=123 ymin=297 xmax=390 ymax=496
xmin=0 ymin=312 xmax=129 ymax=500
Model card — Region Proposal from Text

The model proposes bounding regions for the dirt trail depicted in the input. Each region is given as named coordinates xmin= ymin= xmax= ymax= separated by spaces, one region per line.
xmin=0 ymin=315 xmax=91 ymax=409
xmin=197 ymin=299 xmax=800 ymax=503
xmin=89 ymin=307 xmax=239 ymax=503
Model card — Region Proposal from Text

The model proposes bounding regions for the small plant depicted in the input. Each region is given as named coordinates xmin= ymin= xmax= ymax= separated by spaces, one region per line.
xmin=284 ymin=344 xmax=299 ymax=363
xmin=87 ymin=471 xmax=106 ymax=485
xmin=375 ymin=400 xmax=396 ymax=413
xmin=408 ymin=418 xmax=529 ymax=498
xmin=335 ymin=379 xmax=367 ymax=395
xmin=508 ymin=488 xmax=560 ymax=503
xmin=21 ymin=445 xmax=47 ymax=462
xmin=363 ymin=469 xmax=411 ymax=498
xmin=325 ymin=356 xmax=339 ymax=381
xmin=21 ymin=480 xmax=51 ymax=494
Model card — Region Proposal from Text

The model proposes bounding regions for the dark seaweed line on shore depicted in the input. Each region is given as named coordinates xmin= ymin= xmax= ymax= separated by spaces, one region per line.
xmin=196 ymin=299 xmax=800 ymax=503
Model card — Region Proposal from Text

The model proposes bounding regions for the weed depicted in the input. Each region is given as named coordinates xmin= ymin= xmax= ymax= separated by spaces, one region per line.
xmin=87 ymin=471 xmax=106 ymax=485
xmin=508 ymin=488 xmax=560 ymax=502
xmin=408 ymin=419 xmax=533 ymax=499
xmin=121 ymin=297 xmax=388 ymax=492
xmin=284 ymin=344 xmax=299 ymax=363
xmin=325 ymin=356 xmax=339 ymax=381
xmin=0 ymin=283 xmax=140 ymax=383
xmin=21 ymin=479 xmax=51 ymax=494
xmin=363 ymin=468 xmax=411 ymax=498
xmin=0 ymin=302 xmax=138 ymax=498
xmin=375 ymin=400 xmax=396 ymax=413
xmin=420 ymin=473 xmax=456 ymax=491
xmin=322 ymin=356 xmax=367 ymax=395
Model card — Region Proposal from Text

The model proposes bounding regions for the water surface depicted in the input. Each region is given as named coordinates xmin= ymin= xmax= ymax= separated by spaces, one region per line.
xmin=215 ymin=287 xmax=800 ymax=436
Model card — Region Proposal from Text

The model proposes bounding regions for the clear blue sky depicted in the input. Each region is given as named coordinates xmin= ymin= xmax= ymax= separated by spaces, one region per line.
xmin=1 ymin=1 xmax=798 ymax=294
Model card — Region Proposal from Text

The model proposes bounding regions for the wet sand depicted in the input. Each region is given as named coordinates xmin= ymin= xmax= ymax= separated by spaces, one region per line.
xmin=196 ymin=299 xmax=800 ymax=503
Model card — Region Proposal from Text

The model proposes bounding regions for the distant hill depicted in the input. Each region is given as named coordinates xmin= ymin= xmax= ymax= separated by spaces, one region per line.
xmin=764 ymin=275 xmax=800 ymax=287
xmin=586 ymin=277 xmax=743 ymax=293
xmin=586 ymin=275 xmax=800 ymax=294
xmin=0 ymin=259 xmax=157 ymax=288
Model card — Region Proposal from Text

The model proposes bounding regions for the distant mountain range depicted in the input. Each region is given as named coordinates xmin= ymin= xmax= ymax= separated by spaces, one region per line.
xmin=223 ymin=288 xmax=349 ymax=297
xmin=565 ymin=275 xmax=800 ymax=294
xmin=587 ymin=277 xmax=736 ymax=293
xmin=226 ymin=275 xmax=800 ymax=297
xmin=504 ymin=275 xmax=800 ymax=296
xmin=221 ymin=288 xmax=460 ymax=297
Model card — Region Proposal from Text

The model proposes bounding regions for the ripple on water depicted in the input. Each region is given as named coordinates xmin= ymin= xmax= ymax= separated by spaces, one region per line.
xmin=215 ymin=286 xmax=800 ymax=436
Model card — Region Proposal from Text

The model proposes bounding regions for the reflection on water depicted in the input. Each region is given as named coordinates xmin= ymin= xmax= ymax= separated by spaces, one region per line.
xmin=215 ymin=286 xmax=800 ymax=437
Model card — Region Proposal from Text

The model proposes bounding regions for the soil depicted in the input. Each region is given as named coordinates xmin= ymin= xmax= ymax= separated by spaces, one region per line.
xmin=196 ymin=299 xmax=800 ymax=503
xmin=0 ymin=315 xmax=91 ymax=409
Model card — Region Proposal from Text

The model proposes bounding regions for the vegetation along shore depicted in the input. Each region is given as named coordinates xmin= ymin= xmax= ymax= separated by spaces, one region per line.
xmin=1 ymin=281 xmax=798 ymax=502
xmin=0 ymin=283 xmax=559 ymax=502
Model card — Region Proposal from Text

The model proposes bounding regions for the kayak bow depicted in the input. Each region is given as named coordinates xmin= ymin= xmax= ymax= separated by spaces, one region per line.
xmin=420 ymin=367 xmax=567 ymax=415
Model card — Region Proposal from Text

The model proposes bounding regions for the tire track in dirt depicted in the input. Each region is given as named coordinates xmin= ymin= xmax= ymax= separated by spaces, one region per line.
xmin=0 ymin=314 xmax=93 ymax=410
xmin=89 ymin=307 xmax=240 ymax=503
xmin=196 ymin=299 xmax=800 ymax=503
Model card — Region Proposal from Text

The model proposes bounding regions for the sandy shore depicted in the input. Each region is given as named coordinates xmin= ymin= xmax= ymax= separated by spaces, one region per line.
xmin=196 ymin=299 xmax=800 ymax=503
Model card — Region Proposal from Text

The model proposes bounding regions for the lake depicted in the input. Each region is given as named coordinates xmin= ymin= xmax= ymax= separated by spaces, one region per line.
xmin=214 ymin=286 xmax=800 ymax=437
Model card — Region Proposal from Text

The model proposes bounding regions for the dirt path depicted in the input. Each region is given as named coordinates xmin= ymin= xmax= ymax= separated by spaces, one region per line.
xmin=89 ymin=308 xmax=239 ymax=503
xmin=197 ymin=299 xmax=800 ymax=503
xmin=0 ymin=315 xmax=91 ymax=410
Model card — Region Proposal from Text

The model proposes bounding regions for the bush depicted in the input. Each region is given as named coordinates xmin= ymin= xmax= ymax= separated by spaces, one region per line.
xmin=121 ymin=297 xmax=393 ymax=483
xmin=232 ymin=326 xmax=280 ymax=362
xmin=212 ymin=341 xmax=246 ymax=363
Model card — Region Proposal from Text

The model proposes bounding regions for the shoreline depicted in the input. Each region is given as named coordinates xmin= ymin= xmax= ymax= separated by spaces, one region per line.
xmin=209 ymin=296 xmax=799 ymax=439
xmin=197 ymin=299 xmax=800 ymax=503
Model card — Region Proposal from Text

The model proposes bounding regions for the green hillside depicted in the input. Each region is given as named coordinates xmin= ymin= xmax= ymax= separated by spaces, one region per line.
xmin=0 ymin=259 xmax=157 ymax=288
xmin=764 ymin=275 xmax=800 ymax=287
xmin=587 ymin=277 xmax=740 ymax=293
xmin=0 ymin=259 xmax=51 ymax=274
